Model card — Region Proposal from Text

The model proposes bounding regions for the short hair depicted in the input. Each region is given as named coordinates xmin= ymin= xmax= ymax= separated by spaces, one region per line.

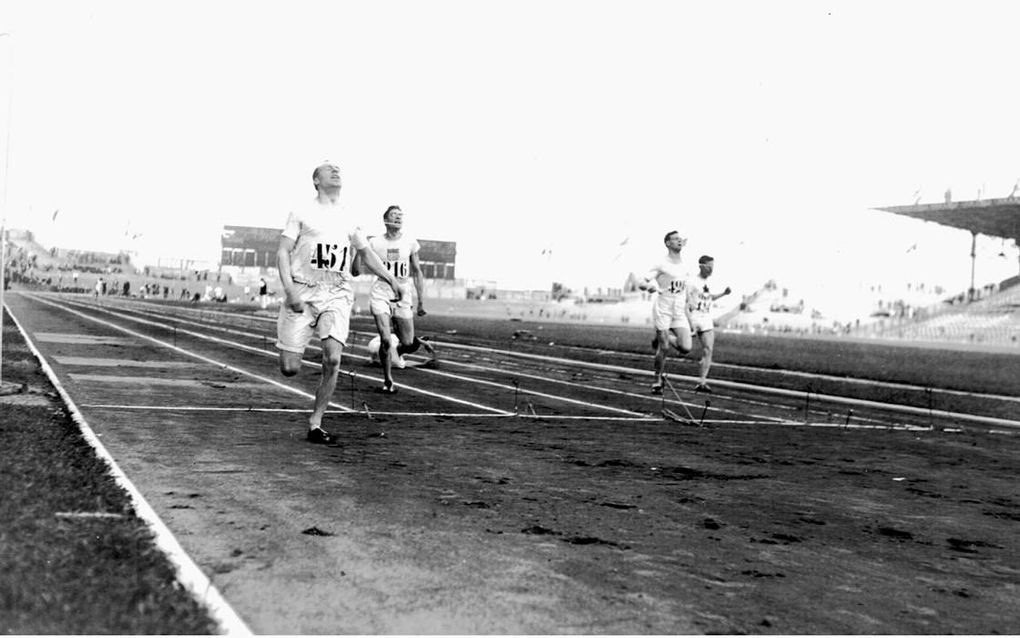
xmin=383 ymin=205 xmax=402 ymax=220
xmin=663 ymin=230 xmax=680 ymax=244
xmin=698 ymin=255 xmax=714 ymax=264
xmin=311 ymin=161 xmax=338 ymax=191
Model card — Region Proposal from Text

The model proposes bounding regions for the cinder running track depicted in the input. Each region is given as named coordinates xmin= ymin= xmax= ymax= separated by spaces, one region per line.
xmin=6 ymin=291 xmax=1020 ymax=635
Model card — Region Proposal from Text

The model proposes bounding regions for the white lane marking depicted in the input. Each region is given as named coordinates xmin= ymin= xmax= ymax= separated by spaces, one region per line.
xmin=27 ymin=294 xmax=354 ymax=413
xmin=54 ymin=295 xmax=1020 ymax=406
xmin=412 ymin=355 xmax=790 ymax=423
xmin=54 ymin=356 xmax=199 ymax=368
xmin=32 ymin=332 xmax=136 ymax=345
xmin=68 ymin=374 xmax=271 ymax=389
xmin=61 ymin=296 xmax=1020 ymax=429
xmin=67 ymin=297 xmax=645 ymax=417
xmin=413 ymin=367 xmax=649 ymax=416
xmin=76 ymin=403 xmax=662 ymax=421
xmin=50 ymin=296 xmax=511 ymax=416
xmin=3 ymin=300 xmax=253 ymax=636
xmin=64 ymin=300 xmax=903 ymax=425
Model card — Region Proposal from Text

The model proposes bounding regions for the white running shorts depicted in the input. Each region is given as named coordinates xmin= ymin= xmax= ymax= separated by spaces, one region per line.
xmin=689 ymin=312 xmax=714 ymax=334
xmin=369 ymin=282 xmax=414 ymax=319
xmin=652 ymin=294 xmax=691 ymax=332
xmin=276 ymin=282 xmax=354 ymax=353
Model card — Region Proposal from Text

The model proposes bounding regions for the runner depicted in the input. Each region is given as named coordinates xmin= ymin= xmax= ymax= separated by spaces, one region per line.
xmin=275 ymin=161 xmax=403 ymax=444
xmin=638 ymin=230 xmax=693 ymax=394
xmin=353 ymin=205 xmax=436 ymax=393
xmin=687 ymin=254 xmax=731 ymax=393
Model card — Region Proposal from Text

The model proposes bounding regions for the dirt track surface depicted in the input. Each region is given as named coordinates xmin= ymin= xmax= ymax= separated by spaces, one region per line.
xmin=6 ymin=292 xmax=1020 ymax=634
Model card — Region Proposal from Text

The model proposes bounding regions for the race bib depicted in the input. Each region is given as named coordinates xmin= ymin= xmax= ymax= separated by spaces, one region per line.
xmin=309 ymin=242 xmax=349 ymax=272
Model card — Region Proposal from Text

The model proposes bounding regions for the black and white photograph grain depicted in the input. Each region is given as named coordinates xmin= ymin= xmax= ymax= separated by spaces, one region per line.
xmin=1 ymin=0 xmax=1018 ymax=635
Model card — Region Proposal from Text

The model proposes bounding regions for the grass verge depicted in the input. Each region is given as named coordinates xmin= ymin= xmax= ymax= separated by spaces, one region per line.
xmin=0 ymin=308 xmax=218 ymax=634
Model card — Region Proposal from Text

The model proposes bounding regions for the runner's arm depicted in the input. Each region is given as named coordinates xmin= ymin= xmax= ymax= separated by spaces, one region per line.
xmin=276 ymin=235 xmax=303 ymax=312
xmin=355 ymin=246 xmax=403 ymax=301
xmin=409 ymin=250 xmax=426 ymax=315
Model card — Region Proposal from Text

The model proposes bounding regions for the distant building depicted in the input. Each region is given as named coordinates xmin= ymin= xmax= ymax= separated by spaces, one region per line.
xmin=417 ymin=239 xmax=457 ymax=280
xmin=220 ymin=226 xmax=456 ymax=280
xmin=221 ymin=225 xmax=280 ymax=269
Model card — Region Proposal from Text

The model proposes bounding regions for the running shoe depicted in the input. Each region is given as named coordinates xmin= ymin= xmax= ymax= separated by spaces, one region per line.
xmin=307 ymin=427 xmax=338 ymax=445
xmin=694 ymin=382 xmax=713 ymax=394
xmin=650 ymin=382 xmax=664 ymax=395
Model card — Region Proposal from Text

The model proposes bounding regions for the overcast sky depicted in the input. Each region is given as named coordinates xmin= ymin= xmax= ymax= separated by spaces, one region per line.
xmin=2 ymin=0 xmax=1019 ymax=297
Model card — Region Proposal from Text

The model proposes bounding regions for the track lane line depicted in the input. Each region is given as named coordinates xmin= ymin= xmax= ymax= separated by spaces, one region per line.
xmin=37 ymin=294 xmax=513 ymax=416
xmin=24 ymin=293 xmax=355 ymax=412
xmin=3 ymin=299 xmax=253 ymax=636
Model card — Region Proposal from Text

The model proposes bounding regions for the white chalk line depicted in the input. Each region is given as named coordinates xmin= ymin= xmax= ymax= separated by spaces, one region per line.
xmin=4 ymin=299 xmax=253 ymax=636
xmin=63 ymin=297 xmax=649 ymax=418
xmin=64 ymin=294 xmax=1020 ymax=406
xmin=55 ymin=295 xmax=1020 ymax=430
xmin=53 ymin=295 xmax=509 ymax=415
xmin=74 ymin=403 xmax=662 ymax=421
xmin=79 ymin=299 xmax=784 ymax=421
xmin=29 ymin=295 xmax=355 ymax=413
xmin=72 ymin=298 xmax=912 ymax=427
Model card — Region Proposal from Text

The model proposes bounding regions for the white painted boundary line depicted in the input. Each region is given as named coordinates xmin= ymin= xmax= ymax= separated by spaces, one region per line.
xmin=59 ymin=294 xmax=1020 ymax=406
xmin=55 ymin=296 xmax=512 ymax=416
xmin=4 ymin=301 xmax=252 ymax=636
xmin=30 ymin=295 xmax=354 ymax=412
xmin=73 ymin=403 xmax=662 ymax=421
xmin=423 ymin=337 xmax=1020 ymax=430
xmin=75 ymin=300 xmax=726 ymax=420
xmin=72 ymin=299 xmax=906 ymax=427
xmin=58 ymin=295 xmax=1020 ymax=430
xmin=64 ymin=297 xmax=649 ymax=418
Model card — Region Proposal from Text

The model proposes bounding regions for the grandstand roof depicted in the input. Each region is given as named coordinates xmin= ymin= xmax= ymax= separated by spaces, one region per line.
xmin=875 ymin=198 xmax=1020 ymax=243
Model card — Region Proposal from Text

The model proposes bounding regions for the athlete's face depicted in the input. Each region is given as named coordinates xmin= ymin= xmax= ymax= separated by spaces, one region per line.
xmin=314 ymin=164 xmax=342 ymax=190
xmin=664 ymin=233 xmax=686 ymax=253
xmin=384 ymin=209 xmax=404 ymax=231
xmin=699 ymin=260 xmax=714 ymax=277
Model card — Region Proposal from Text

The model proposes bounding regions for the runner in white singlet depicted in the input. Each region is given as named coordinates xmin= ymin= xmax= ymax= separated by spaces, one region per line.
xmin=638 ymin=230 xmax=693 ymax=394
xmin=686 ymin=255 xmax=731 ymax=393
xmin=353 ymin=205 xmax=437 ymax=393
xmin=276 ymin=161 xmax=403 ymax=445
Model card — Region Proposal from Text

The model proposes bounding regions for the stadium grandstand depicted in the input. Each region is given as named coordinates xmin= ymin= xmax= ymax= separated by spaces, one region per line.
xmin=860 ymin=197 xmax=1020 ymax=347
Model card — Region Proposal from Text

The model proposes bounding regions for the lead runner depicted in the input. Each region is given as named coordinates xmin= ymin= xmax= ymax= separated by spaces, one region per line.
xmin=275 ymin=160 xmax=403 ymax=445
xmin=638 ymin=230 xmax=694 ymax=394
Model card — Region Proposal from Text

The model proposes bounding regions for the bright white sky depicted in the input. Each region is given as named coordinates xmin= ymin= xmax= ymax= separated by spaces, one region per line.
xmin=2 ymin=0 xmax=1019 ymax=301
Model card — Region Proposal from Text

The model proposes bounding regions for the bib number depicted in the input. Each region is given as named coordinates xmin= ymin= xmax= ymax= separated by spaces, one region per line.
xmin=310 ymin=243 xmax=348 ymax=272
xmin=386 ymin=260 xmax=410 ymax=278
xmin=667 ymin=279 xmax=686 ymax=294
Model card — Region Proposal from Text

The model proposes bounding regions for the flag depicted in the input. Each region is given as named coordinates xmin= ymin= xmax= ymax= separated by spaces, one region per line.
xmin=911 ymin=188 xmax=921 ymax=204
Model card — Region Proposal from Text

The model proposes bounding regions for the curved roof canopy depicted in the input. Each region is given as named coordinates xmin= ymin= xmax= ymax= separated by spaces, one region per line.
xmin=875 ymin=198 xmax=1020 ymax=243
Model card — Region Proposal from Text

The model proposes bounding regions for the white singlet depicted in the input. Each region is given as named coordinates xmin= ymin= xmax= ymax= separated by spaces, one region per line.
xmin=687 ymin=273 xmax=715 ymax=333
xmin=368 ymin=233 xmax=420 ymax=317
xmin=646 ymin=256 xmax=692 ymax=331
xmin=281 ymin=198 xmax=367 ymax=287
